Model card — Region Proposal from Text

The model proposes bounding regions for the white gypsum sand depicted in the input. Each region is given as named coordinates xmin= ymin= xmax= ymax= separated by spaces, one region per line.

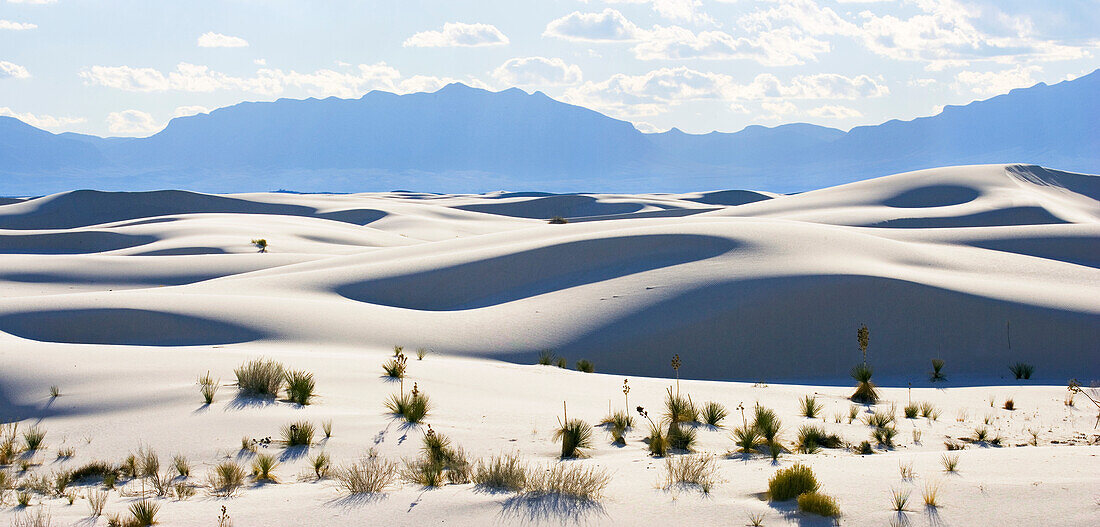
xmin=0 ymin=163 xmax=1097 ymax=526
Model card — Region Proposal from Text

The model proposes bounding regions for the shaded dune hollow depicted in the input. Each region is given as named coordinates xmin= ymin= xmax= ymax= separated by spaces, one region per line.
xmin=0 ymin=231 xmax=158 ymax=254
xmin=452 ymin=194 xmax=646 ymax=219
xmin=0 ymin=308 xmax=266 ymax=346
xmin=336 ymin=234 xmax=739 ymax=310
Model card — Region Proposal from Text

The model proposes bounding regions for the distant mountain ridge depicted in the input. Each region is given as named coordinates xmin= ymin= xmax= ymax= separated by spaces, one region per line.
xmin=2 ymin=69 xmax=1098 ymax=195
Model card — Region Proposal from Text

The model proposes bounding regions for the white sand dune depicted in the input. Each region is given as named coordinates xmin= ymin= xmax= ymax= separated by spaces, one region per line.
xmin=0 ymin=163 xmax=1097 ymax=526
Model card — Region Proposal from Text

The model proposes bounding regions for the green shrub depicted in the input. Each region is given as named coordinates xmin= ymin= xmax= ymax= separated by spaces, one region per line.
xmin=664 ymin=388 xmax=697 ymax=424
xmin=752 ymin=405 xmax=782 ymax=444
xmin=382 ymin=349 xmax=407 ymax=379
xmin=799 ymin=396 xmax=821 ymax=418
xmin=129 ymin=499 xmax=159 ymax=525
xmin=796 ymin=425 xmax=842 ymax=453
xmin=890 ymin=487 xmax=911 ymax=512
xmin=473 ymin=453 xmax=528 ymax=492
xmin=798 ymin=491 xmax=840 ymax=517
xmin=234 ymin=358 xmax=285 ymax=397
xmin=1008 ymin=362 xmax=1034 ymax=380
xmin=667 ymin=422 xmax=696 ymax=451
xmin=198 ymin=372 xmax=218 ymax=404
xmin=385 ymin=392 xmax=431 ymax=423
xmin=940 ymin=454 xmax=959 ymax=472
xmin=554 ymin=419 xmax=593 ymax=458
xmin=337 ymin=456 xmax=398 ymax=494
xmin=850 ymin=363 xmax=878 ymax=404
xmin=904 ymin=403 xmax=919 ymax=419
xmin=322 ymin=419 xmax=333 ymax=438
xmin=732 ymin=425 xmax=761 ymax=453
xmin=647 ymin=423 xmax=668 ymax=457
xmin=251 ymin=453 xmax=279 ymax=482
xmin=537 ymin=350 xmax=554 ymax=365
xmin=701 ymin=401 xmax=728 ymax=427
xmin=309 ymin=452 xmax=331 ymax=479
xmin=49 ymin=386 xmax=60 ymax=398
xmin=575 ymin=359 xmax=594 ymax=373
xmin=172 ymin=455 xmax=190 ymax=478
xmin=207 ymin=461 xmax=246 ymax=497
xmin=855 ymin=440 xmax=873 ymax=455
xmin=919 ymin=401 xmax=936 ymax=418
xmin=767 ymin=463 xmax=819 ymax=501
xmin=281 ymin=420 xmax=314 ymax=447
xmin=284 ymin=370 xmax=315 ymax=405
xmin=599 ymin=410 xmax=634 ymax=431
xmin=523 ymin=463 xmax=610 ymax=502
xmin=22 ymin=426 xmax=45 ymax=451
xmin=930 ymin=359 xmax=946 ymax=382
xmin=548 ymin=216 xmax=569 ymax=224
xmin=662 ymin=454 xmax=718 ymax=494
xmin=863 ymin=409 xmax=895 ymax=429
xmin=555 ymin=357 xmax=568 ymax=369
xmin=872 ymin=426 xmax=898 ymax=448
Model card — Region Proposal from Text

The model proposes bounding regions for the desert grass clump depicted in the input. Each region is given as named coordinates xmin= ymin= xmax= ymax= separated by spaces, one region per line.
xmin=283 ymin=370 xmax=315 ymax=405
xmin=251 ymin=453 xmax=279 ymax=483
xmin=322 ymin=419 xmax=333 ymax=438
xmin=198 ymin=372 xmax=219 ymax=404
xmin=10 ymin=508 xmax=50 ymax=527
xmin=872 ymin=426 xmax=898 ymax=448
xmin=16 ymin=489 xmax=31 ymax=507
xmin=930 ymin=358 xmax=946 ymax=382
xmin=799 ymin=396 xmax=822 ymax=419
xmin=23 ymin=426 xmax=46 ymax=452
xmin=385 ymin=390 xmax=430 ymax=424
xmin=767 ymin=463 xmax=819 ymax=502
xmin=382 ymin=353 xmax=408 ymax=379
xmin=864 ymin=409 xmax=895 ymax=429
xmin=281 ymin=421 xmax=314 ymax=447
xmin=88 ymin=489 xmax=108 ymax=516
xmin=207 ymin=461 xmax=246 ymax=497
xmin=172 ymin=455 xmax=190 ymax=478
xmin=536 ymin=350 xmax=555 ymax=365
xmin=646 ymin=423 xmax=668 ymax=457
xmin=575 ymin=359 xmax=594 ymax=373
xmin=1003 ymin=398 xmax=1015 ymax=410
xmin=523 ymin=463 xmax=610 ymax=502
xmin=798 ymin=491 xmax=840 ymax=517
xmin=337 ymin=455 xmax=398 ymax=495
xmin=49 ymin=386 xmax=60 ymax=398
xmin=903 ymin=403 xmax=919 ymax=419
xmin=555 ymin=357 xmax=568 ymax=369
xmin=890 ymin=487 xmax=910 ymax=512
xmin=944 ymin=439 xmax=965 ymax=451
xmin=664 ymin=387 xmax=698 ymax=424
xmin=251 ymin=238 xmax=268 ymax=252
xmin=600 ymin=411 xmax=632 ymax=445
xmin=309 ymin=452 xmax=331 ymax=479
xmin=56 ymin=447 xmax=75 ymax=459
xmin=921 ymin=481 xmax=941 ymax=508
xmin=850 ymin=363 xmax=879 ymax=404
xmin=555 ymin=419 xmax=593 ymax=458
xmin=899 ymin=461 xmax=914 ymax=479
xmin=1008 ymin=362 xmax=1034 ymax=380
xmin=847 ymin=404 xmax=860 ymax=424
xmin=128 ymin=499 xmax=159 ymax=526
xmin=940 ymin=454 xmax=959 ymax=472
xmin=701 ymin=401 xmax=728 ymax=427
xmin=796 ymin=425 xmax=843 ymax=453
xmin=752 ymin=405 xmax=782 ymax=445
xmin=473 ymin=453 xmax=529 ymax=493
xmin=971 ymin=426 xmax=990 ymax=443
xmin=662 ymin=454 xmax=719 ymax=494
xmin=172 ymin=482 xmax=195 ymax=501
xmin=919 ymin=401 xmax=936 ymax=418
xmin=234 ymin=358 xmax=285 ymax=397
xmin=666 ymin=422 xmax=697 ymax=452
xmin=416 ymin=347 xmax=428 ymax=360
xmin=732 ymin=425 xmax=761 ymax=454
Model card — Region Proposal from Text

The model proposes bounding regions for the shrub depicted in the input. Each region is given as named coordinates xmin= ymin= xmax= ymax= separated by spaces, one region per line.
xmin=767 ymin=463 xmax=819 ymax=501
xmin=919 ymin=402 xmax=936 ymax=418
xmin=207 ymin=461 xmax=246 ymax=497
xmin=855 ymin=440 xmax=874 ymax=455
xmin=930 ymin=359 xmax=946 ymax=381
xmin=234 ymin=358 xmax=285 ymax=397
xmin=385 ymin=392 xmax=430 ymax=423
xmin=940 ymin=454 xmax=959 ymax=472
xmin=1008 ymin=362 xmax=1034 ymax=380
xmin=922 ymin=481 xmax=941 ymax=507
xmin=752 ymin=405 xmax=782 ymax=444
xmin=701 ymin=401 xmax=728 ymax=427
xmin=403 ymin=458 xmax=445 ymax=487
xmin=732 ymin=425 xmax=761 ymax=454
xmin=872 ymin=426 xmax=898 ymax=448
xmin=664 ymin=387 xmax=697 ymax=424
xmin=890 ymin=487 xmax=910 ymax=512
xmin=283 ymin=370 xmax=315 ymax=405
xmin=49 ymin=386 xmax=60 ymax=398
xmin=198 ymin=372 xmax=219 ymax=404
xmin=251 ymin=238 xmax=268 ymax=252
xmin=944 ymin=440 xmax=965 ymax=451
xmin=16 ymin=489 xmax=30 ymax=507
xmin=662 ymin=454 xmax=718 ymax=494
xmin=382 ymin=357 xmax=407 ymax=379
xmin=799 ymin=396 xmax=822 ymax=419
xmin=173 ymin=482 xmax=195 ymax=501
xmin=281 ymin=421 xmax=314 ymax=447
xmin=129 ymin=499 xmax=159 ymax=526
xmin=337 ymin=456 xmax=398 ymax=494
xmin=548 ymin=216 xmax=569 ymax=224
xmin=798 ymin=491 xmax=840 ymax=517
xmin=251 ymin=453 xmax=279 ymax=482
xmin=555 ymin=357 xmax=568 ymax=369
xmin=240 ymin=436 xmax=256 ymax=454
xmin=474 ymin=453 xmax=528 ymax=492
xmin=796 ymin=425 xmax=843 ymax=453
xmin=554 ymin=419 xmax=593 ymax=458
xmin=646 ymin=423 xmax=668 ymax=457
xmin=309 ymin=452 xmax=331 ymax=479
xmin=864 ymin=409 xmax=895 ymax=429
xmin=23 ymin=426 xmax=46 ymax=451
xmin=172 ymin=455 xmax=190 ymax=478
xmin=537 ymin=350 xmax=555 ymax=365
xmin=575 ymin=359 xmax=594 ymax=373
xmin=847 ymin=404 xmax=860 ymax=424
xmin=903 ymin=403 xmax=919 ymax=419
xmin=10 ymin=508 xmax=49 ymax=527
xmin=322 ymin=419 xmax=333 ymax=438
xmin=88 ymin=489 xmax=108 ymax=516
xmin=899 ymin=461 xmax=914 ymax=479
xmin=1003 ymin=398 xmax=1015 ymax=410
xmin=416 ymin=347 xmax=428 ymax=360
xmin=971 ymin=426 xmax=989 ymax=443
xmin=523 ymin=463 xmax=610 ymax=502
xmin=599 ymin=410 xmax=634 ymax=431
xmin=850 ymin=364 xmax=879 ymax=404
xmin=667 ymin=423 xmax=696 ymax=451
xmin=56 ymin=447 xmax=75 ymax=459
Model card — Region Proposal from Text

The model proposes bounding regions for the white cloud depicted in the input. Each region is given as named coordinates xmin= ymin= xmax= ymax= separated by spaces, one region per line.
xmin=0 ymin=20 xmax=36 ymax=30
xmin=806 ymin=104 xmax=862 ymax=119
xmin=0 ymin=61 xmax=29 ymax=79
xmin=594 ymin=0 xmax=714 ymax=25
xmin=632 ymin=121 xmax=667 ymax=133
xmin=544 ymin=9 xmax=643 ymax=42
xmin=0 ymin=107 xmax=84 ymax=130
xmin=491 ymin=57 xmax=582 ymax=87
xmin=634 ymin=25 xmax=830 ymax=66
xmin=954 ymin=64 xmax=1041 ymax=97
xmin=759 ymin=101 xmax=798 ymax=120
xmin=106 ymin=109 xmax=161 ymax=135
xmin=253 ymin=58 xmax=266 ymax=66
xmin=172 ymin=105 xmax=209 ymax=118
xmin=197 ymin=32 xmax=249 ymax=48
xmin=403 ymin=22 xmax=508 ymax=47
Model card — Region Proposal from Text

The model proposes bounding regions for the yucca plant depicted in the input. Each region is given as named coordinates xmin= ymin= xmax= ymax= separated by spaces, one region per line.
xmin=129 ymin=499 xmax=160 ymax=525
xmin=309 ymin=452 xmax=331 ymax=479
xmin=890 ymin=487 xmax=911 ymax=512
xmin=198 ymin=372 xmax=219 ymax=405
xmin=919 ymin=401 xmax=936 ymax=418
xmin=1008 ymin=362 xmax=1034 ymax=380
xmin=850 ymin=363 xmax=878 ymax=404
xmin=732 ymin=425 xmax=761 ymax=454
xmin=536 ymin=350 xmax=554 ymax=365
xmin=940 ymin=454 xmax=959 ymax=472
xmin=646 ymin=423 xmax=668 ymax=457
xmin=207 ymin=461 xmax=246 ymax=497
xmin=799 ymin=396 xmax=822 ymax=419
xmin=667 ymin=422 xmax=696 ymax=451
xmin=172 ymin=454 xmax=190 ymax=478
xmin=752 ymin=405 xmax=782 ymax=445
xmin=575 ymin=359 xmax=594 ymax=373
xmin=234 ymin=358 xmax=285 ymax=397
xmin=930 ymin=358 xmax=946 ymax=382
xmin=281 ymin=420 xmax=314 ymax=447
xmin=385 ymin=391 xmax=430 ymax=423
xmin=322 ymin=419 xmax=333 ymax=438
xmin=382 ymin=348 xmax=408 ymax=380
xmin=251 ymin=453 xmax=279 ymax=482
xmin=554 ymin=419 xmax=593 ymax=458
xmin=284 ymin=369 xmax=315 ymax=405
xmin=864 ymin=409 xmax=895 ymax=429
xmin=701 ymin=401 xmax=728 ymax=427
xmin=664 ymin=387 xmax=697 ymax=424
xmin=903 ymin=403 xmax=919 ymax=419
xmin=872 ymin=426 xmax=898 ymax=448
xmin=22 ymin=426 xmax=46 ymax=451
xmin=796 ymin=425 xmax=843 ymax=453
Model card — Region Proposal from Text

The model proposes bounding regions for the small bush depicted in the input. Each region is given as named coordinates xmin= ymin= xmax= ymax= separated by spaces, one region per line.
xmin=537 ymin=350 xmax=554 ymax=365
xmin=69 ymin=460 xmax=118 ymax=484
xmin=599 ymin=410 xmax=634 ymax=431
xmin=554 ymin=419 xmax=593 ymax=458
xmin=309 ymin=452 xmax=331 ymax=479
xmin=555 ymin=357 xmax=568 ymax=369
xmin=474 ymin=453 xmax=528 ymax=492
xmin=251 ymin=453 xmax=279 ymax=483
xmin=129 ymin=499 xmax=159 ymax=526
xmin=701 ymin=401 xmax=728 ymax=427
xmin=56 ymin=447 xmax=75 ymax=459
xmin=575 ymin=359 xmax=594 ymax=373
xmin=798 ymin=491 xmax=840 ymax=517
xmin=172 ymin=455 xmax=190 ymax=478
xmin=855 ymin=440 xmax=874 ymax=455
xmin=548 ymin=216 xmax=569 ymax=224
xmin=899 ymin=461 xmax=914 ymax=479
xmin=662 ymin=454 xmax=719 ymax=494
xmin=800 ymin=396 xmax=822 ymax=419
xmin=382 ymin=358 xmax=407 ymax=379
xmin=337 ymin=456 xmax=398 ymax=494
xmin=646 ymin=422 xmax=668 ymax=457
xmin=523 ymin=463 xmax=610 ymax=502
xmin=416 ymin=347 xmax=428 ymax=360
xmin=173 ymin=482 xmax=196 ymax=501
xmin=922 ymin=481 xmax=941 ymax=507
xmin=796 ymin=425 xmax=843 ymax=453
xmin=198 ymin=372 xmax=219 ymax=404
xmin=284 ymin=370 xmax=315 ymax=405
xmin=850 ymin=364 xmax=879 ymax=404
xmin=207 ymin=461 xmax=246 ymax=497
xmin=16 ymin=489 xmax=31 ymax=507
xmin=667 ymin=423 xmax=697 ymax=451
xmin=930 ymin=359 xmax=946 ymax=382
xmin=281 ymin=421 xmax=314 ymax=447
xmin=847 ymin=404 xmax=860 ymax=424
xmin=322 ymin=419 xmax=333 ymax=438
xmin=944 ymin=440 xmax=965 ymax=451
xmin=88 ymin=489 xmax=108 ymax=516
xmin=251 ymin=238 xmax=268 ymax=252
xmin=919 ymin=401 xmax=936 ymax=418
xmin=767 ymin=463 xmax=819 ymax=501
xmin=1008 ymin=362 xmax=1034 ymax=380
xmin=732 ymin=425 xmax=761 ymax=454
xmin=752 ymin=405 xmax=782 ymax=444
xmin=1003 ymin=398 xmax=1015 ymax=410
xmin=385 ymin=392 xmax=430 ymax=423
xmin=872 ymin=426 xmax=898 ymax=448
xmin=971 ymin=426 xmax=990 ymax=443
xmin=234 ymin=358 xmax=285 ymax=397
xmin=23 ymin=426 xmax=46 ymax=451
xmin=864 ymin=409 xmax=895 ymax=429
xmin=49 ymin=386 xmax=60 ymax=398
xmin=940 ymin=454 xmax=959 ymax=472
xmin=664 ymin=388 xmax=697 ymax=424
xmin=903 ymin=403 xmax=919 ymax=419
xmin=890 ymin=487 xmax=910 ymax=512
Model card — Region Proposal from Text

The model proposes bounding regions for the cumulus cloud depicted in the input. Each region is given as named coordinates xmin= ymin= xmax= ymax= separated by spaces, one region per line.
xmin=0 ymin=61 xmax=29 ymax=79
xmin=172 ymin=105 xmax=210 ymax=118
xmin=759 ymin=101 xmax=798 ymax=120
xmin=806 ymin=104 xmax=862 ymax=119
xmin=544 ymin=9 xmax=643 ymax=42
xmin=106 ymin=109 xmax=161 ymax=135
xmin=491 ymin=57 xmax=582 ymax=87
xmin=197 ymin=32 xmax=249 ymax=48
xmin=634 ymin=25 xmax=830 ymax=65
xmin=403 ymin=22 xmax=508 ymax=47
xmin=0 ymin=107 xmax=84 ymax=130
xmin=954 ymin=64 xmax=1041 ymax=97
xmin=0 ymin=20 xmax=36 ymax=30
xmin=593 ymin=0 xmax=714 ymax=25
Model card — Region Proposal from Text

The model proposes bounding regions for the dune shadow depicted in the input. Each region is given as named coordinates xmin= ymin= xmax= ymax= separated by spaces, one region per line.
xmin=498 ymin=493 xmax=607 ymax=525
xmin=0 ymin=308 xmax=265 ymax=346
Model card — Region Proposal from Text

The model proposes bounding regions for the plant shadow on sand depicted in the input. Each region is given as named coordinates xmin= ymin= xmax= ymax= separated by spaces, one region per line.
xmin=498 ymin=494 xmax=607 ymax=525
xmin=761 ymin=495 xmax=838 ymax=527
xmin=325 ymin=492 xmax=388 ymax=510
xmin=279 ymin=444 xmax=310 ymax=462
xmin=226 ymin=393 xmax=280 ymax=411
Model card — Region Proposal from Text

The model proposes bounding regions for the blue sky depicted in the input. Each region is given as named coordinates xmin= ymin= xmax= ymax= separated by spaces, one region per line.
xmin=1 ymin=0 xmax=1097 ymax=137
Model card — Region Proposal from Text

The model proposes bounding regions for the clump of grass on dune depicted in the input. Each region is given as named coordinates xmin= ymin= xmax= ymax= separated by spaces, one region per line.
xmin=752 ymin=404 xmax=782 ymax=447
xmin=701 ymin=401 xmax=728 ymax=427
xmin=207 ymin=461 xmax=246 ymax=497
xmin=799 ymin=396 xmax=822 ymax=419
xmin=251 ymin=453 xmax=279 ymax=483
xmin=732 ymin=425 xmax=761 ymax=454
xmin=284 ymin=369 xmax=315 ymax=405
xmin=666 ymin=422 xmax=697 ymax=452
xmin=904 ymin=403 xmax=919 ymax=419
xmin=337 ymin=454 xmax=398 ymax=495
xmin=523 ymin=463 xmax=610 ymax=502
xmin=662 ymin=454 xmax=719 ymax=494
xmin=850 ymin=363 xmax=879 ymax=404
xmin=281 ymin=420 xmax=314 ymax=447
xmin=473 ymin=453 xmax=529 ymax=493
xmin=309 ymin=452 xmax=331 ymax=479
xmin=663 ymin=387 xmax=698 ymax=424
xmin=600 ymin=410 xmax=633 ymax=445
xmin=796 ymin=425 xmax=843 ymax=453
xmin=1008 ymin=362 xmax=1034 ymax=380
xmin=383 ymin=347 xmax=408 ymax=379
xmin=536 ymin=350 xmax=555 ymax=365
xmin=402 ymin=428 xmax=470 ymax=487
xmin=930 ymin=358 xmax=946 ymax=382
xmin=198 ymin=372 xmax=219 ymax=404
xmin=646 ymin=423 xmax=668 ymax=457
xmin=129 ymin=499 xmax=159 ymax=526
xmin=872 ymin=426 xmax=898 ymax=448
xmin=22 ymin=426 xmax=46 ymax=452
xmin=767 ymin=463 xmax=819 ymax=502
xmin=574 ymin=359 xmax=594 ymax=373
xmin=554 ymin=419 xmax=593 ymax=459
xmin=234 ymin=358 xmax=285 ymax=397
xmin=798 ymin=491 xmax=840 ymax=517
xmin=385 ymin=390 xmax=430 ymax=424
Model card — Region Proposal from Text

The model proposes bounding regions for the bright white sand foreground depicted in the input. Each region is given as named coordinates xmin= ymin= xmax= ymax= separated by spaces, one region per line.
xmin=0 ymin=163 xmax=1098 ymax=526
